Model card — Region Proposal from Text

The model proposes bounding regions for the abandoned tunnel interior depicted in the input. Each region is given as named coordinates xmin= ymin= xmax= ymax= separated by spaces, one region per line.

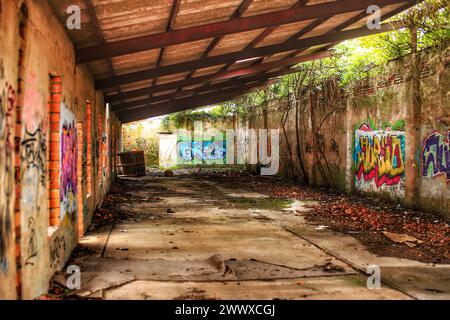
xmin=0 ymin=0 xmax=449 ymax=301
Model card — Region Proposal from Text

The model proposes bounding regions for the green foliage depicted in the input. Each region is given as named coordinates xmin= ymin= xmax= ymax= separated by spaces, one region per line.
xmin=163 ymin=106 xmax=236 ymax=128
xmin=340 ymin=0 xmax=449 ymax=76
xmin=123 ymin=136 xmax=159 ymax=166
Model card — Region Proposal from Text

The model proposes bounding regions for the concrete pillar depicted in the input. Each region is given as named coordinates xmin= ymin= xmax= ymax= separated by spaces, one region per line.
xmin=345 ymin=97 xmax=355 ymax=195
xmin=404 ymin=53 xmax=423 ymax=207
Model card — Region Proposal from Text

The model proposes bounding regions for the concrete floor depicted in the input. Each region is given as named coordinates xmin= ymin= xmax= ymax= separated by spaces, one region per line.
xmin=69 ymin=176 xmax=450 ymax=300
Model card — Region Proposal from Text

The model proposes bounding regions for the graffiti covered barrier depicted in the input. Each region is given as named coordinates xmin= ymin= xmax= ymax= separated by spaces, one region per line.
xmin=354 ymin=130 xmax=406 ymax=197
xmin=421 ymin=130 xmax=450 ymax=182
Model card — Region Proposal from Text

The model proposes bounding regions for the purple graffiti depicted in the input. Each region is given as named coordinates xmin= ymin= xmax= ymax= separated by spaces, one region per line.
xmin=421 ymin=130 xmax=450 ymax=180
xmin=60 ymin=120 xmax=77 ymax=218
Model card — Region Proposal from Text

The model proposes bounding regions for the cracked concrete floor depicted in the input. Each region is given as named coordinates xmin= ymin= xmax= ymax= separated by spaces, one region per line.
xmin=68 ymin=176 xmax=450 ymax=300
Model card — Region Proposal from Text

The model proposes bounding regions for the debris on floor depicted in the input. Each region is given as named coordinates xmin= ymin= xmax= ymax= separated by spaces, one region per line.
xmin=383 ymin=232 xmax=424 ymax=248
xmin=164 ymin=170 xmax=174 ymax=177
xmin=88 ymin=179 xmax=164 ymax=231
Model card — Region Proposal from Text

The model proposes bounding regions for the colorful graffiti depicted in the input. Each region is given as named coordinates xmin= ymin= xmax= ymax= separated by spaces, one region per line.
xmin=354 ymin=127 xmax=406 ymax=195
xmin=357 ymin=118 xmax=405 ymax=132
xmin=60 ymin=104 xmax=77 ymax=221
xmin=104 ymin=105 xmax=110 ymax=181
xmin=204 ymin=141 xmax=226 ymax=161
xmin=178 ymin=140 xmax=226 ymax=164
xmin=0 ymin=82 xmax=15 ymax=274
xmin=421 ymin=130 xmax=450 ymax=181
xmin=20 ymin=125 xmax=47 ymax=268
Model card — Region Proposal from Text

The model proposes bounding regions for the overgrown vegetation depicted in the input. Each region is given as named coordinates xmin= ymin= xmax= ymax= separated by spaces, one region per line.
xmin=122 ymin=121 xmax=160 ymax=166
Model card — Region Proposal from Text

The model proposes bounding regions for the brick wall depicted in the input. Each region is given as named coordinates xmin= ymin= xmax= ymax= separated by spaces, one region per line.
xmin=48 ymin=76 xmax=62 ymax=227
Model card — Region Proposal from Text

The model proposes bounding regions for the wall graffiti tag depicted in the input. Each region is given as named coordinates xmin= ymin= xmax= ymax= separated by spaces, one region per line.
xmin=20 ymin=125 xmax=47 ymax=268
xmin=203 ymin=141 xmax=226 ymax=161
xmin=24 ymin=217 xmax=37 ymax=266
xmin=82 ymin=132 xmax=87 ymax=187
xmin=21 ymin=127 xmax=47 ymax=186
xmin=177 ymin=140 xmax=226 ymax=163
xmin=354 ymin=127 xmax=406 ymax=195
xmin=60 ymin=104 xmax=77 ymax=221
xmin=421 ymin=130 xmax=450 ymax=181
xmin=50 ymin=235 xmax=65 ymax=272
xmin=0 ymin=82 xmax=15 ymax=274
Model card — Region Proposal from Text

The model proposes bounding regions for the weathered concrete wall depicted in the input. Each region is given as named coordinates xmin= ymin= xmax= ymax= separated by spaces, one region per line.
xmin=416 ymin=47 xmax=450 ymax=215
xmin=0 ymin=0 xmax=121 ymax=299
xmin=255 ymin=45 xmax=449 ymax=217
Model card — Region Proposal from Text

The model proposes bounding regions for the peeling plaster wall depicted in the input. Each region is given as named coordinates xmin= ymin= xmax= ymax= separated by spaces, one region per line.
xmin=0 ymin=0 xmax=121 ymax=299
xmin=259 ymin=45 xmax=449 ymax=217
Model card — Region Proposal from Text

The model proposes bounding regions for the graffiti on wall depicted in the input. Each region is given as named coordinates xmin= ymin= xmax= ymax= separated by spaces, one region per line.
xmin=178 ymin=140 xmax=226 ymax=163
xmin=60 ymin=104 xmax=77 ymax=222
xmin=204 ymin=141 xmax=226 ymax=161
xmin=104 ymin=105 xmax=110 ymax=181
xmin=50 ymin=235 xmax=66 ymax=272
xmin=21 ymin=127 xmax=47 ymax=187
xmin=24 ymin=217 xmax=37 ymax=266
xmin=0 ymin=82 xmax=15 ymax=274
xmin=421 ymin=130 xmax=450 ymax=182
xmin=82 ymin=129 xmax=87 ymax=187
xmin=20 ymin=125 xmax=47 ymax=267
xmin=354 ymin=124 xmax=406 ymax=196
